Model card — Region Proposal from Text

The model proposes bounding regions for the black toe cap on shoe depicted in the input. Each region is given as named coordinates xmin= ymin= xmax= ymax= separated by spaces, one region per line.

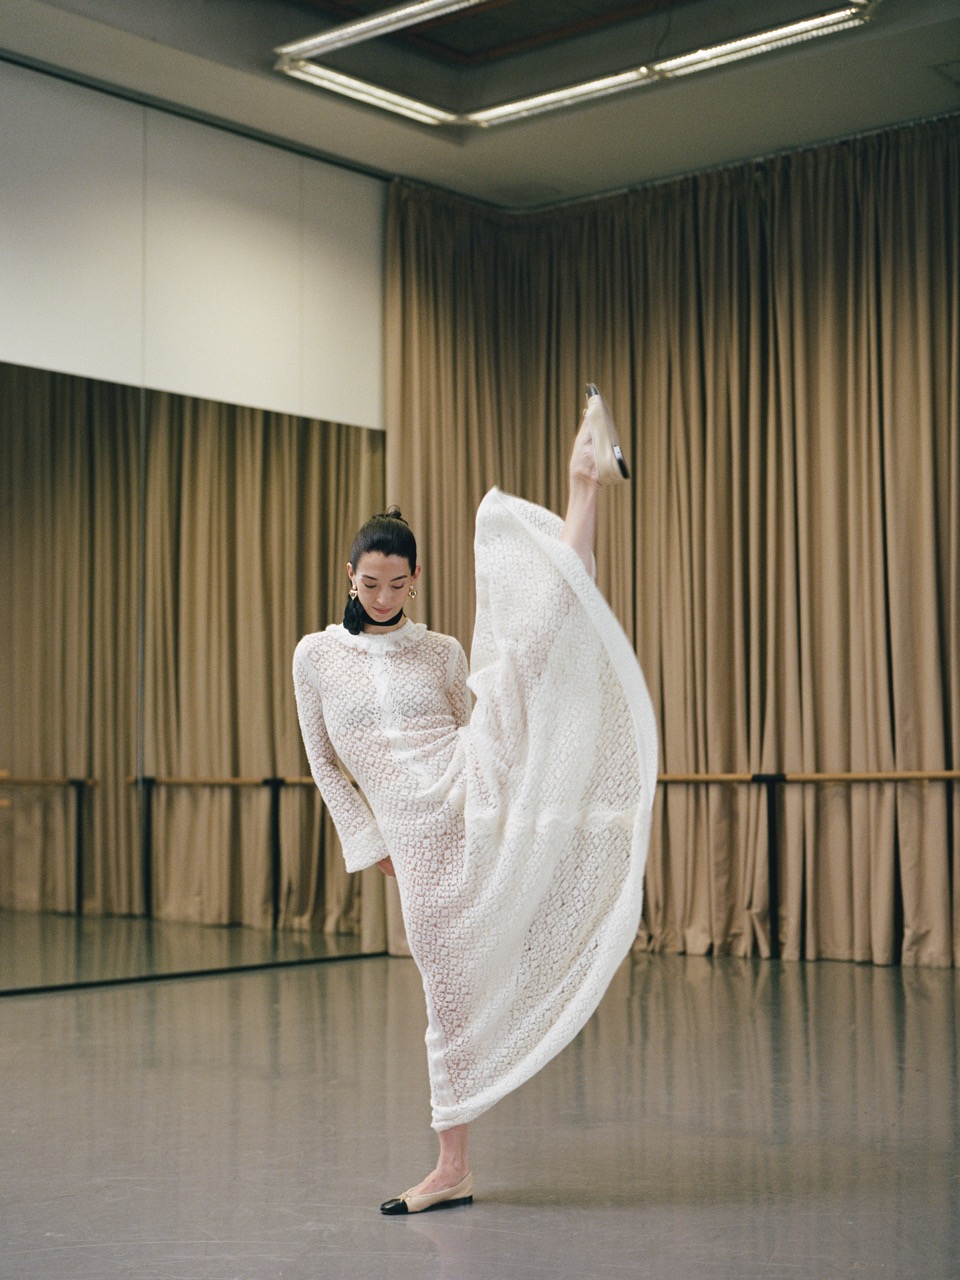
xmin=379 ymin=1197 xmax=409 ymax=1215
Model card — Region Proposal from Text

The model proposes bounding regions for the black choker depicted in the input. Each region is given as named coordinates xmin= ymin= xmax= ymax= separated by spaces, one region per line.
xmin=363 ymin=607 xmax=405 ymax=629
xmin=343 ymin=595 xmax=405 ymax=635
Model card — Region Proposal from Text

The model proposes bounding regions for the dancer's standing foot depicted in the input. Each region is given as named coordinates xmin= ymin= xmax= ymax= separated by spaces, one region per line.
xmin=380 ymin=1123 xmax=471 ymax=1214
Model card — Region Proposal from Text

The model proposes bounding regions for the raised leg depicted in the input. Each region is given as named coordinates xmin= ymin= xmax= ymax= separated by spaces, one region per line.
xmin=560 ymin=400 xmax=603 ymax=575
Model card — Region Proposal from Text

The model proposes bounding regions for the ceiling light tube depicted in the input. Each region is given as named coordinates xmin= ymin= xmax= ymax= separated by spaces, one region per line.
xmin=279 ymin=61 xmax=460 ymax=126
xmin=654 ymin=7 xmax=868 ymax=77
xmin=274 ymin=1 xmax=876 ymax=130
xmin=275 ymin=0 xmax=485 ymax=60
xmin=468 ymin=68 xmax=655 ymax=127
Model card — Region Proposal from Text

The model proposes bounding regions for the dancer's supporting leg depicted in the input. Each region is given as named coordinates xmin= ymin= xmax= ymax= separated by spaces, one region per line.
xmin=561 ymin=399 xmax=603 ymax=575
xmin=403 ymin=1123 xmax=469 ymax=1200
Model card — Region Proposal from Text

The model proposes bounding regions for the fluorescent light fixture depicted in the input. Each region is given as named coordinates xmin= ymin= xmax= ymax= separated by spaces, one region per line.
xmin=281 ymin=61 xmax=460 ymax=126
xmin=654 ymin=7 xmax=868 ymax=76
xmin=275 ymin=2 xmax=876 ymax=129
xmin=468 ymin=68 xmax=655 ymax=127
xmin=275 ymin=0 xmax=485 ymax=60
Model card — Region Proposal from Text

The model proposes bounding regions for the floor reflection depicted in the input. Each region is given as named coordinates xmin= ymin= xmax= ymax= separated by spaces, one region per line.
xmin=0 ymin=910 xmax=372 ymax=994
xmin=0 ymin=953 xmax=957 ymax=1278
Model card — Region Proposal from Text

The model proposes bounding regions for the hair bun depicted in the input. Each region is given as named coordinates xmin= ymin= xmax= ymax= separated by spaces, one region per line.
xmin=374 ymin=507 xmax=408 ymax=524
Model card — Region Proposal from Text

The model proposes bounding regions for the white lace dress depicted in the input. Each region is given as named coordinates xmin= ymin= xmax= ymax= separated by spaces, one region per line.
xmin=293 ymin=488 xmax=657 ymax=1130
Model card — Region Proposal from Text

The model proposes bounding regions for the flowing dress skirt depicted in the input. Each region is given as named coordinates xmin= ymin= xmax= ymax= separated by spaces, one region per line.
xmin=407 ymin=488 xmax=658 ymax=1130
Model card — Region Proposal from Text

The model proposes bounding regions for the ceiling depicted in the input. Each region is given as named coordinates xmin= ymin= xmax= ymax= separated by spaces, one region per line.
xmin=2 ymin=0 xmax=959 ymax=208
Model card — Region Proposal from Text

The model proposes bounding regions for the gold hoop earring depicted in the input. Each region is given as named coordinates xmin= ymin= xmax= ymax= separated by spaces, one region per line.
xmin=408 ymin=587 xmax=418 ymax=600
xmin=349 ymin=587 xmax=358 ymax=600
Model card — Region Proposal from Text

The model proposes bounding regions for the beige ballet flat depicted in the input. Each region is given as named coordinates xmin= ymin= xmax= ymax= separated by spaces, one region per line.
xmin=585 ymin=383 xmax=630 ymax=484
xmin=380 ymin=1171 xmax=474 ymax=1215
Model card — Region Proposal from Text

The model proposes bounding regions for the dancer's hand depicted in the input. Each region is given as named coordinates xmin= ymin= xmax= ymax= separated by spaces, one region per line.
xmin=377 ymin=856 xmax=396 ymax=877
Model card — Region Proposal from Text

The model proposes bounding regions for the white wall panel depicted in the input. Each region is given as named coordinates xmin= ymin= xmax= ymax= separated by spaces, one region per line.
xmin=142 ymin=112 xmax=302 ymax=417
xmin=300 ymin=162 xmax=384 ymax=430
xmin=1 ymin=63 xmax=385 ymax=428
xmin=0 ymin=61 xmax=144 ymax=384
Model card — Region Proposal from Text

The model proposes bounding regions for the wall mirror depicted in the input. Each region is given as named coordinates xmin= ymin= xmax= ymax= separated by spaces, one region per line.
xmin=0 ymin=361 xmax=388 ymax=994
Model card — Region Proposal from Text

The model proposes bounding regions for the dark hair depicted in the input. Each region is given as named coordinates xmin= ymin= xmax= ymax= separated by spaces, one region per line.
xmin=343 ymin=508 xmax=418 ymax=634
xmin=349 ymin=507 xmax=417 ymax=574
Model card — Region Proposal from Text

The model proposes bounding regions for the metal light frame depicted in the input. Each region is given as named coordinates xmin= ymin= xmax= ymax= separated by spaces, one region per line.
xmin=274 ymin=2 xmax=878 ymax=129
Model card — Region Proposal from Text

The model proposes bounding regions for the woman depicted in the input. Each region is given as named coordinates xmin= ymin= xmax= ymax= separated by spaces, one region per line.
xmin=293 ymin=387 xmax=657 ymax=1214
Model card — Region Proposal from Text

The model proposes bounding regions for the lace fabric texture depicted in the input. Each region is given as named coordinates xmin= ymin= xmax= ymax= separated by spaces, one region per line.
xmin=293 ymin=488 xmax=658 ymax=1129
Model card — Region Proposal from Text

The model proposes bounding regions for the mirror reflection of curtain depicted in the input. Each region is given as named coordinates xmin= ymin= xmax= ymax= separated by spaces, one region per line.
xmin=385 ymin=117 xmax=959 ymax=966
xmin=142 ymin=390 xmax=385 ymax=934
xmin=1 ymin=362 xmax=387 ymax=943
xmin=1 ymin=364 xmax=141 ymax=913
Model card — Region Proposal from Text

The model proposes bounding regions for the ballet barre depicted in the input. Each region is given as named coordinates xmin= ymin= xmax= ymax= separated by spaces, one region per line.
xmin=7 ymin=768 xmax=954 ymax=939
xmin=657 ymin=770 xmax=960 ymax=957
xmin=128 ymin=775 xmax=323 ymax=927
xmin=0 ymin=774 xmax=99 ymax=915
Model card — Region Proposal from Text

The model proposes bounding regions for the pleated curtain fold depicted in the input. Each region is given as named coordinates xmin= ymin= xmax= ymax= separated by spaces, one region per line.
xmin=1 ymin=367 xmax=142 ymax=914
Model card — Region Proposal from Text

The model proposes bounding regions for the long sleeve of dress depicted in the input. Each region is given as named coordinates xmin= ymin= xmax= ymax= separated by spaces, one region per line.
xmin=445 ymin=640 xmax=471 ymax=728
xmin=292 ymin=641 xmax=390 ymax=873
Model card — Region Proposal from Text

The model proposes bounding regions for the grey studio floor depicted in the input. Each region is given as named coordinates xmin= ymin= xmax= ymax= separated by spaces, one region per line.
xmin=2 ymin=927 xmax=959 ymax=1280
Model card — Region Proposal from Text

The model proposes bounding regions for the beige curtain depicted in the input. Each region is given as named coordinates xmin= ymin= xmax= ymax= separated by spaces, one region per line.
xmin=1 ymin=364 xmax=388 ymax=944
xmin=1 ymin=364 xmax=141 ymax=913
xmin=385 ymin=116 xmax=959 ymax=966
xmin=142 ymin=391 xmax=386 ymax=935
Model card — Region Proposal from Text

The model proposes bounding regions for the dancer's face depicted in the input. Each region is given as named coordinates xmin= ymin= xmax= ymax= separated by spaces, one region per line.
xmin=348 ymin=552 xmax=420 ymax=627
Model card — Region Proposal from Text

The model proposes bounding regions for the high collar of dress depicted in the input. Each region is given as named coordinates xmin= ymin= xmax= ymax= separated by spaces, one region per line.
xmin=327 ymin=619 xmax=426 ymax=652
